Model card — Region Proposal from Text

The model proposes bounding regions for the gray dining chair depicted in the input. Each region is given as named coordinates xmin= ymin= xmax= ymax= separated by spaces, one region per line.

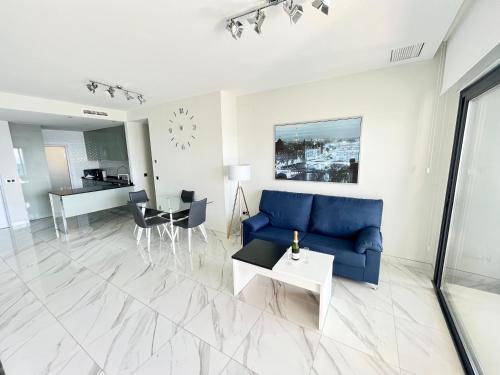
xmin=173 ymin=198 xmax=208 ymax=253
xmin=181 ymin=190 xmax=195 ymax=202
xmin=129 ymin=201 xmax=170 ymax=252
xmin=129 ymin=190 xmax=163 ymax=237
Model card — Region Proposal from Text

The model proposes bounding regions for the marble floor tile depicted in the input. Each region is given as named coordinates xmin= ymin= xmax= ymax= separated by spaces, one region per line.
xmin=56 ymin=348 xmax=104 ymax=375
xmin=133 ymin=328 xmax=230 ymax=375
xmin=2 ymin=320 xmax=81 ymax=375
xmin=322 ymin=298 xmax=399 ymax=367
xmin=388 ymin=258 xmax=434 ymax=289
xmin=0 ymin=210 xmax=464 ymax=375
xmin=233 ymin=312 xmax=320 ymax=375
xmin=85 ymin=306 xmax=178 ymax=375
xmin=311 ymin=335 xmax=400 ymax=375
xmin=237 ymin=275 xmax=320 ymax=329
xmin=27 ymin=262 xmax=105 ymax=318
xmin=149 ymin=276 xmax=218 ymax=326
xmin=0 ymin=228 xmax=46 ymax=259
xmin=117 ymin=264 xmax=181 ymax=306
xmin=57 ymin=280 xmax=144 ymax=345
xmin=0 ymin=290 xmax=55 ymax=360
xmin=396 ymin=319 xmax=463 ymax=375
xmin=391 ymin=282 xmax=448 ymax=331
xmin=333 ymin=277 xmax=394 ymax=315
xmin=220 ymin=359 xmax=258 ymax=375
xmin=185 ymin=293 xmax=262 ymax=356
xmin=5 ymin=248 xmax=72 ymax=282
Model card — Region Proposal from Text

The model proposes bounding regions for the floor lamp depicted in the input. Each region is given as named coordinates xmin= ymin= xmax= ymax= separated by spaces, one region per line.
xmin=227 ymin=164 xmax=251 ymax=239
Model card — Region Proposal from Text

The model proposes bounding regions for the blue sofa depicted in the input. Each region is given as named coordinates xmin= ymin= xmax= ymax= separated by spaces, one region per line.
xmin=242 ymin=190 xmax=383 ymax=285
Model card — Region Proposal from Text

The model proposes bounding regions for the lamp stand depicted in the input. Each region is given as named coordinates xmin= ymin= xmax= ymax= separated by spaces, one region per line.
xmin=227 ymin=181 xmax=250 ymax=240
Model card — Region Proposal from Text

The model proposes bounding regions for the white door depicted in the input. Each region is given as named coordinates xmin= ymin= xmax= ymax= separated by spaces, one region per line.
xmin=0 ymin=180 xmax=9 ymax=229
xmin=45 ymin=146 xmax=72 ymax=190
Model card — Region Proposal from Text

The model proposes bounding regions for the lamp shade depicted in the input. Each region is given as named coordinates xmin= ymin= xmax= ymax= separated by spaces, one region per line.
xmin=229 ymin=164 xmax=251 ymax=181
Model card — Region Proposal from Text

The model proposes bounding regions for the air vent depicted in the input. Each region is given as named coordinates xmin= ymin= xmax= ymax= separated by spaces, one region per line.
xmin=82 ymin=109 xmax=109 ymax=117
xmin=390 ymin=43 xmax=425 ymax=63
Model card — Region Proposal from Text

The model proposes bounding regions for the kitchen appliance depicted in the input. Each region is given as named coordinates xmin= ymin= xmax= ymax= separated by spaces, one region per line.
xmin=83 ymin=169 xmax=104 ymax=180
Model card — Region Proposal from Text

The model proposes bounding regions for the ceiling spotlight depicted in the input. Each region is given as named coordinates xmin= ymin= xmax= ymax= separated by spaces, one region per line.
xmin=226 ymin=19 xmax=244 ymax=39
xmin=86 ymin=81 xmax=98 ymax=93
xmin=248 ymin=10 xmax=266 ymax=34
xmin=125 ymin=91 xmax=134 ymax=101
xmin=284 ymin=1 xmax=303 ymax=23
xmin=312 ymin=0 xmax=331 ymax=15
xmin=137 ymin=95 xmax=145 ymax=105
xmin=106 ymin=86 xmax=115 ymax=98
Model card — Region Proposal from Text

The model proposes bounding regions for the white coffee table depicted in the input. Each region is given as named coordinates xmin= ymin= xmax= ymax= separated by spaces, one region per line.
xmin=232 ymin=241 xmax=334 ymax=330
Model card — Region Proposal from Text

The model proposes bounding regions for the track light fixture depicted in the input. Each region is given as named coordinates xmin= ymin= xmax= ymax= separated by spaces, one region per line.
xmin=85 ymin=80 xmax=146 ymax=104
xmin=86 ymin=81 xmax=98 ymax=93
xmin=225 ymin=0 xmax=330 ymax=39
xmin=226 ymin=19 xmax=244 ymax=39
xmin=312 ymin=0 xmax=331 ymax=15
xmin=106 ymin=86 xmax=115 ymax=98
xmin=284 ymin=1 xmax=303 ymax=24
xmin=248 ymin=10 xmax=266 ymax=34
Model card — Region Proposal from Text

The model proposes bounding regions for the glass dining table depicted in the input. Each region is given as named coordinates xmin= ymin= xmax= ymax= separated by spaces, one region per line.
xmin=145 ymin=194 xmax=210 ymax=254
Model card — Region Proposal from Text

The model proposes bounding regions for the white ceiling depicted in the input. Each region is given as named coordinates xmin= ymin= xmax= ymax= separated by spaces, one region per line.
xmin=0 ymin=109 xmax=123 ymax=131
xmin=0 ymin=0 xmax=464 ymax=110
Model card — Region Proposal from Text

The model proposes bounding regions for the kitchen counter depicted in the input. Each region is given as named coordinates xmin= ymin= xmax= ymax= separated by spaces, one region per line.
xmin=49 ymin=183 xmax=134 ymax=233
xmin=50 ymin=184 xmax=132 ymax=196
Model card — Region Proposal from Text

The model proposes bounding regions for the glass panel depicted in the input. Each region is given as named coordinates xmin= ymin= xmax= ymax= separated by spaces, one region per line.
xmin=45 ymin=146 xmax=72 ymax=190
xmin=9 ymin=125 xmax=52 ymax=220
xmin=441 ymin=84 xmax=500 ymax=374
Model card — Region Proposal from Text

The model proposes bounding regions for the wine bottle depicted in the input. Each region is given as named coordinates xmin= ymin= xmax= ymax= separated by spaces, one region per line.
xmin=291 ymin=230 xmax=300 ymax=260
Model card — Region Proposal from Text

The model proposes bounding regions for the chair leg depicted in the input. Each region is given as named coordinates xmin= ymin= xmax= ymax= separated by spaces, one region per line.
xmin=134 ymin=224 xmax=138 ymax=235
xmin=188 ymin=228 xmax=192 ymax=253
xmin=199 ymin=224 xmax=208 ymax=242
xmin=156 ymin=225 xmax=162 ymax=238
xmin=137 ymin=228 xmax=143 ymax=243
xmin=147 ymin=228 xmax=151 ymax=253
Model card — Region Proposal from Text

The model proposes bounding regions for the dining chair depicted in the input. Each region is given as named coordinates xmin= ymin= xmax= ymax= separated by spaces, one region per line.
xmin=174 ymin=198 xmax=208 ymax=253
xmin=181 ymin=190 xmax=195 ymax=202
xmin=129 ymin=190 xmax=163 ymax=237
xmin=129 ymin=201 xmax=171 ymax=252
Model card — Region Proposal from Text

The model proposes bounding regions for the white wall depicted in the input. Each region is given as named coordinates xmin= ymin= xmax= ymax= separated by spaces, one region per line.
xmin=441 ymin=0 xmax=500 ymax=92
xmin=124 ymin=121 xmax=156 ymax=203
xmin=236 ymin=60 xmax=441 ymax=262
xmin=220 ymin=92 xmax=239 ymax=232
xmin=128 ymin=92 xmax=229 ymax=232
xmin=42 ymin=129 xmax=99 ymax=189
xmin=0 ymin=121 xmax=29 ymax=226
xmin=0 ymin=91 xmax=126 ymax=122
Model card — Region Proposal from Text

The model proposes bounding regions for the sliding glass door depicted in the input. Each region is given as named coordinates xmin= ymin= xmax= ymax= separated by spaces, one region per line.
xmin=434 ymin=65 xmax=500 ymax=375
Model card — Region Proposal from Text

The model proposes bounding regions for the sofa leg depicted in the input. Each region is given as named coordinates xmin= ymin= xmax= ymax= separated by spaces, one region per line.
xmin=367 ymin=283 xmax=378 ymax=290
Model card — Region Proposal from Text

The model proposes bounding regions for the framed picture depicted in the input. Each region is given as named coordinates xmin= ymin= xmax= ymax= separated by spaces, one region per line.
xmin=274 ymin=117 xmax=362 ymax=183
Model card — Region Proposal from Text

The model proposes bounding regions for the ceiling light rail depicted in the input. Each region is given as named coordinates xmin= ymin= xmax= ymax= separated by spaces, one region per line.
xmin=226 ymin=0 xmax=330 ymax=39
xmin=86 ymin=80 xmax=146 ymax=104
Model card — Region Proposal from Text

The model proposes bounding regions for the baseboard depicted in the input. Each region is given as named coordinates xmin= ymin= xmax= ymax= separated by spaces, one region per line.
xmin=11 ymin=220 xmax=30 ymax=228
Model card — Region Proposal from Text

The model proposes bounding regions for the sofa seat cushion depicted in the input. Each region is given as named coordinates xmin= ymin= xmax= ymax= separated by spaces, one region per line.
xmin=301 ymin=233 xmax=366 ymax=268
xmin=309 ymin=194 xmax=383 ymax=239
xmin=249 ymin=227 xmax=307 ymax=248
xmin=259 ymin=190 xmax=313 ymax=232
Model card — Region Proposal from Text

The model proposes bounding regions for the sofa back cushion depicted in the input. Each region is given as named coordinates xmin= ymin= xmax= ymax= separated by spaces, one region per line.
xmin=310 ymin=195 xmax=383 ymax=239
xmin=259 ymin=190 xmax=313 ymax=232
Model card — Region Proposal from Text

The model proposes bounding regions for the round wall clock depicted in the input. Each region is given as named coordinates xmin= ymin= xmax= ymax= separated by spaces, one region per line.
xmin=168 ymin=107 xmax=197 ymax=150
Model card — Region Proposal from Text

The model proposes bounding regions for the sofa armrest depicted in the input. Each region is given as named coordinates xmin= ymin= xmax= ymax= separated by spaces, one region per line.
xmin=355 ymin=226 xmax=382 ymax=254
xmin=242 ymin=212 xmax=269 ymax=232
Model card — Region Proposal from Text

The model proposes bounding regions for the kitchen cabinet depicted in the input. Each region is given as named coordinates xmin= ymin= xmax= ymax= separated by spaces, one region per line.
xmin=84 ymin=125 xmax=128 ymax=161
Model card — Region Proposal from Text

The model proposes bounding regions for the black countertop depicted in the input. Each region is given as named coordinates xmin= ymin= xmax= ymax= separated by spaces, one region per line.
xmin=49 ymin=184 xmax=132 ymax=196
